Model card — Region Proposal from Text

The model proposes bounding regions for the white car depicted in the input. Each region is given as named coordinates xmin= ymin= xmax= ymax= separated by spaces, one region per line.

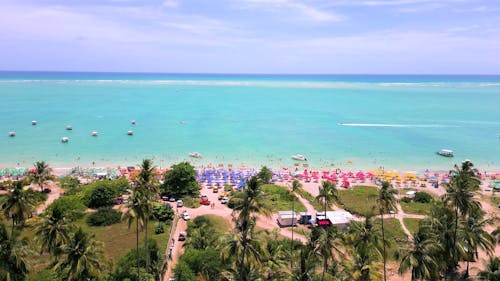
xmin=182 ymin=212 xmax=190 ymax=221
xmin=177 ymin=199 xmax=183 ymax=207
xmin=220 ymin=197 xmax=229 ymax=204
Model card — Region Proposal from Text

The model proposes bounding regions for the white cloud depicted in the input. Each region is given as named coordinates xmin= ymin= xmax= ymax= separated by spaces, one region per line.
xmin=239 ymin=0 xmax=344 ymax=22
xmin=162 ymin=0 xmax=180 ymax=8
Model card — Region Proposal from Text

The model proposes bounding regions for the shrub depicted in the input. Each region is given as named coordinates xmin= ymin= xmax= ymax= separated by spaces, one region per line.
xmin=257 ymin=166 xmax=273 ymax=184
xmin=28 ymin=269 xmax=61 ymax=281
xmin=58 ymin=176 xmax=80 ymax=190
xmin=26 ymin=189 xmax=48 ymax=206
xmin=155 ymin=223 xmax=165 ymax=234
xmin=152 ymin=203 xmax=174 ymax=222
xmin=400 ymin=196 xmax=412 ymax=203
xmin=86 ymin=208 xmax=121 ymax=226
xmin=46 ymin=196 xmax=86 ymax=221
xmin=88 ymin=184 xmax=119 ymax=209
xmin=414 ymin=192 xmax=433 ymax=203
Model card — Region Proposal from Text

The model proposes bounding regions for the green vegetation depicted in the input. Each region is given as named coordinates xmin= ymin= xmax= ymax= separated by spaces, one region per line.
xmin=45 ymin=196 xmax=86 ymax=221
xmin=151 ymin=202 xmax=174 ymax=222
xmin=338 ymin=185 xmax=379 ymax=216
xmin=181 ymin=196 xmax=200 ymax=208
xmin=373 ymin=218 xmax=408 ymax=260
xmin=400 ymin=201 xmax=433 ymax=215
xmin=294 ymin=187 xmax=323 ymax=210
xmin=86 ymin=208 xmax=122 ymax=226
xmin=261 ymin=184 xmax=307 ymax=212
xmin=256 ymin=166 xmax=273 ymax=184
xmin=57 ymin=176 xmax=80 ymax=190
xmin=161 ymin=162 xmax=199 ymax=197
xmin=88 ymin=184 xmax=119 ymax=209
xmin=403 ymin=218 xmax=422 ymax=235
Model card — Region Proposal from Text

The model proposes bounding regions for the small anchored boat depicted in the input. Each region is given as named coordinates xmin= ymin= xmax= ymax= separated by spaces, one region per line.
xmin=66 ymin=125 xmax=73 ymax=130
xmin=32 ymin=120 xmax=37 ymax=125
xmin=127 ymin=130 xmax=133 ymax=135
xmin=8 ymin=131 xmax=15 ymax=137
xmin=61 ymin=137 xmax=69 ymax=143
xmin=291 ymin=154 xmax=307 ymax=161
xmin=91 ymin=131 xmax=98 ymax=137
xmin=131 ymin=120 xmax=136 ymax=125
xmin=189 ymin=152 xmax=203 ymax=159
xmin=437 ymin=149 xmax=453 ymax=157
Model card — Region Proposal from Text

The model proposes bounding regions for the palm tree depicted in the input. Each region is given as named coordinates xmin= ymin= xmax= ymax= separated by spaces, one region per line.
xmin=377 ymin=181 xmax=397 ymax=281
xmin=0 ymin=181 xmax=37 ymax=233
xmin=313 ymin=226 xmax=343 ymax=281
xmin=290 ymin=179 xmax=303 ymax=270
xmin=34 ymin=205 xmax=73 ymax=257
xmin=123 ymin=189 xmax=145 ymax=280
xmin=0 ymin=222 xmax=33 ymax=281
xmin=228 ymin=176 xmax=271 ymax=281
xmin=135 ymin=159 xmax=159 ymax=271
xmin=444 ymin=160 xmax=481 ymax=271
xmin=397 ymin=225 xmax=441 ymax=281
xmin=29 ymin=161 xmax=53 ymax=192
xmin=478 ymin=256 xmax=500 ymax=281
xmin=291 ymin=243 xmax=319 ymax=281
xmin=315 ymin=180 xmax=339 ymax=215
xmin=343 ymin=216 xmax=383 ymax=281
xmin=55 ymin=227 xmax=106 ymax=281
xmin=458 ymin=209 xmax=495 ymax=278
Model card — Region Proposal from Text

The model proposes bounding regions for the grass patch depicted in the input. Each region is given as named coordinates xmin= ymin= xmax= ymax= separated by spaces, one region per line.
xmin=294 ymin=188 xmax=324 ymax=211
xmin=182 ymin=196 xmax=201 ymax=208
xmin=373 ymin=218 xmax=408 ymax=260
xmin=338 ymin=186 xmax=379 ymax=217
xmin=261 ymin=184 xmax=306 ymax=212
xmin=400 ymin=201 xmax=432 ymax=215
xmin=21 ymin=215 xmax=171 ymax=273
xmin=194 ymin=214 xmax=231 ymax=233
xmin=403 ymin=218 xmax=422 ymax=235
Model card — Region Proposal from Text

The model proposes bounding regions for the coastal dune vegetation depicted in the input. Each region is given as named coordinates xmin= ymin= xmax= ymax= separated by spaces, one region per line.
xmin=0 ymin=159 xmax=498 ymax=281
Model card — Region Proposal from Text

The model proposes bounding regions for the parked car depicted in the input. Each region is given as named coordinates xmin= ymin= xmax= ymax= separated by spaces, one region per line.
xmin=200 ymin=195 xmax=210 ymax=205
xmin=177 ymin=199 xmax=183 ymax=207
xmin=213 ymin=187 xmax=219 ymax=193
xmin=182 ymin=211 xmax=190 ymax=221
xmin=178 ymin=231 xmax=186 ymax=241
xmin=161 ymin=196 xmax=169 ymax=201
xmin=220 ymin=197 xmax=229 ymax=204
xmin=169 ymin=197 xmax=176 ymax=202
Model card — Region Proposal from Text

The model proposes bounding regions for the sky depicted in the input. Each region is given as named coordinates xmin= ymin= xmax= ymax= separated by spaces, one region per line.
xmin=0 ymin=0 xmax=499 ymax=74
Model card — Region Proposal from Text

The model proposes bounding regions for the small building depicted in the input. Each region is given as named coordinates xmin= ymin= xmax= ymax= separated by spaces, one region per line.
xmin=316 ymin=210 xmax=353 ymax=229
xmin=277 ymin=211 xmax=298 ymax=227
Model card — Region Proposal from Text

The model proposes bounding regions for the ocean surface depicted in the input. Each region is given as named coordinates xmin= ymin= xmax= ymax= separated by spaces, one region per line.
xmin=0 ymin=71 xmax=499 ymax=171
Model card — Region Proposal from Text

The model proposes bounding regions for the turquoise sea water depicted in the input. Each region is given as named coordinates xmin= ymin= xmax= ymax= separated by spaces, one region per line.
xmin=0 ymin=72 xmax=499 ymax=171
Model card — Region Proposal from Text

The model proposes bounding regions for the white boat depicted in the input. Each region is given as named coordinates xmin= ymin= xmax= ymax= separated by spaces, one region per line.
xmin=189 ymin=152 xmax=203 ymax=158
xmin=291 ymin=154 xmax=307 ymax=161
xmin=61 ymin=137 xmax=69 ymax=143
xmin=127 ymin=130 xmax=134 ymax=135
xmin=437 ymin=149 xmax=453 ymax=157
xmin=131 ymin=120 xmax=136 ymax=125
xmin=32 ymin=120 xmax=37 ymax=125
xmin=66 ymin=125 xmax=73 ymax=130
xmin=8 ymin=131 xmax=15 ymax=137
xmin=91 ymin=131 xmax=98 ymax=137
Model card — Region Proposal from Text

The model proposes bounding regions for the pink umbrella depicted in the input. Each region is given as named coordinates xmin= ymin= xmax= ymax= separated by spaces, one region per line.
xmin=342 ymin=180 xmax=350 ymax=187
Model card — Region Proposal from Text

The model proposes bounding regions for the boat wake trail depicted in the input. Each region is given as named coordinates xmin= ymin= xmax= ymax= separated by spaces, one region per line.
xmin=337 ymin=123 xmax=456 ymax=128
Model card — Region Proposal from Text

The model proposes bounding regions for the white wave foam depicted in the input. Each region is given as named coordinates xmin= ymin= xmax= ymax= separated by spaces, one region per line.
xmin=337 ymin=123 xmax=456 ymax=128
xmin=1 ymin=79 xmax=500 ymax=89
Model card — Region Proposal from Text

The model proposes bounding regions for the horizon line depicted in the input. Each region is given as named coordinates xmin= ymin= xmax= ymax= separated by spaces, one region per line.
xmin=1 ymin=70 xmax=500 ymax=76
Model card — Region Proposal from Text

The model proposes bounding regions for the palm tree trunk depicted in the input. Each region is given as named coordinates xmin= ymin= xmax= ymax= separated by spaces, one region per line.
xmin=381 ymin=212 xmax=386 ymax=281
xmin=136 ymin=218 xmax=140 ymax=280
xmin=465 ymin=260 xmax=470 ymax=278
xmin=291 ymin=195 xmax=294 ymax=271
xmin=239 ymin=227 xmax=249 ymax=281
xmin=145 ymin=217 xmax=149 ymax=272
xmin=453 ymin=206 xmax=459 ymax=270
xmin=11 ymin=215 xmax=15 ymax=236
xmin=321 ymin=257 xmax=326 ymax=281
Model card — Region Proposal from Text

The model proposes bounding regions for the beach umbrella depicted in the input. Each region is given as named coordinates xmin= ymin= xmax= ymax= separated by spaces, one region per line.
xmin=342 ymin=180 xmax=350 ymax=187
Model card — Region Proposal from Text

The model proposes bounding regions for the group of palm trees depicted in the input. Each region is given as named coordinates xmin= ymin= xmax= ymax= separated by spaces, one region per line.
xmin=176 ymin=160 xmax=498 ymax=281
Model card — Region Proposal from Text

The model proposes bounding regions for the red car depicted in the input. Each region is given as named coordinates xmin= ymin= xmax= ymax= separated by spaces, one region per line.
xmin=199 ymin=195 xmax=210 ymax=205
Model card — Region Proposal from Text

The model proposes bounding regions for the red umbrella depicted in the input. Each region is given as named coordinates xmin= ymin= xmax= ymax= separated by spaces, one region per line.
xmin=342 ymin=180 xmax=350 ymax=187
